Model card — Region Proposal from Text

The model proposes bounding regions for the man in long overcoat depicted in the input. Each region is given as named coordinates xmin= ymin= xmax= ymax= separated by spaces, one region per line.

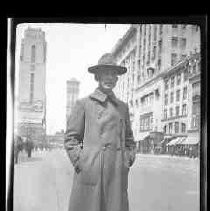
xmin=64 ymin=53 xmax=136 ymax=211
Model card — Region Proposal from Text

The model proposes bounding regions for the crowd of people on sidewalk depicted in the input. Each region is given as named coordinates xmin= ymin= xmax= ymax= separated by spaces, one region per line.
xmin=137 ymin=137 xmax=199 ymax=159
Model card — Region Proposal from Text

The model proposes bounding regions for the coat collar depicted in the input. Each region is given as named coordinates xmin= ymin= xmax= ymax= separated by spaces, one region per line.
xmin=90 ymin=88 xmax=119 ymax=105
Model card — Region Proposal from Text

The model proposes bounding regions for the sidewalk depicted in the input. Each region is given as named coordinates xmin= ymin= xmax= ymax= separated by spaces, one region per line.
xmin=14 ymin=149 xmax=73 ymax=211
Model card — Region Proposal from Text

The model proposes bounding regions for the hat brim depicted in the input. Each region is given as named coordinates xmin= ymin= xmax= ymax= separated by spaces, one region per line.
xmin=88 ymin=64 xmax=127 ymax=75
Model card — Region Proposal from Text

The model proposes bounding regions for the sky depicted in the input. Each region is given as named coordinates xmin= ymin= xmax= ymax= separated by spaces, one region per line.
xmin=15 ymin=23 xmax=130 ymax=135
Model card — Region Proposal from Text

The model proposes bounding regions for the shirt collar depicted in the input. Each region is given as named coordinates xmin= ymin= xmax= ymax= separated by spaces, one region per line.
xmin=90 ymin=88 xmax=118 ymax=105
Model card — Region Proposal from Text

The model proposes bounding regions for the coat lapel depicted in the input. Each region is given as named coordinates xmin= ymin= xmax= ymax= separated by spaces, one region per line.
xmin=89 ymin=88 xmax=119 ymax=106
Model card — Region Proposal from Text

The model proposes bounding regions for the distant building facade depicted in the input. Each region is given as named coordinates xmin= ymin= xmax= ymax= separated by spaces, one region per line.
xmin=111 ymin=24 xmax=200 ymax=144
xmin=66 ymin=78 xmax=80 ymax=129
xmin=161 ymin=57 xmax=190 ymax=136
xmin=186 ymin=53 xmax=201 ymax=139
xmin=17 ymin=27 xmax=47 ymax=143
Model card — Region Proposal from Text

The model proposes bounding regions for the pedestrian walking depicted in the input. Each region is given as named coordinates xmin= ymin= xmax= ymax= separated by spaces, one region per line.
xmin=14 ymin=135 xmax=23 ymax=164
xmin=64 ymin=53 xmax=136 ymax=211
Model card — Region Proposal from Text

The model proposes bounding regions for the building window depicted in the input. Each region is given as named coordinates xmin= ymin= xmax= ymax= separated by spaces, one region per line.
xmin=192 ymin=63 xmax=197 ymax=74
xmin=171 ymin=76 xmax=175 ymax=88
xmin=165 ymin=80 xmax=169 ymax=90
xmin=152 ymin=46 xmax=156 ymax=60
xmin=181 ymin=123 xmax=186 ymax=133
xmin=176 ymin=106 xmax=180 ymax=116
xmin=158 ymin=58 xmax=161 ymax=70
xmin=154 ymin=25 xmax=157 ymax=41
xmin=164 ymin=109 xmax=167 ymax=119
xmin=172 ymin=37 xmax=178 ymax=48
xmin=192 ymin=101 xmax=200 ymax=115
xmin=176 ymin=89 xmax=180 ymax=102
xmin=180 ymin=38 xmax=187 ymax=50
xmin=175 ymin=122 xmax=179 ymax=133
xmin=170 ymin=107 xmax=173 ymax=117
xmin=181 ymin=54 xmax=187 ymax=61
xmin=31 ymin=45 xmax=36 ymax=63
xmin=164 ymin=125 xmax=167 ymax=134
xmin=169 ymin=123 xmax=173 ymax=134
xmin=183 ymin=87 xmax=187 ymax=100
xmin=170 ymin=92 xmax=174 ymax=103
xmin=192 ymin=82 xmax=200 ymax=98
xmin=177 ymin=72 xmax=181 ymax=85
xmin=182 ymin=104 xmax=187 ymax=116
xmin=135 ymin=99 xmax=139 ymax=108
xmin=30 ymin=73 xmax=35 ymax=103
xmin=184 ymin=68 xmax=188 ymax=81
xmin=165 ymin=94 xmax=168 ymax=105
xmin=191 ymin=115 xmax=200 ymax=129
xmin=158 ymin=39 xmax=162 ymax=54
xmin=171 ymin=53 xmax=178 ymax=66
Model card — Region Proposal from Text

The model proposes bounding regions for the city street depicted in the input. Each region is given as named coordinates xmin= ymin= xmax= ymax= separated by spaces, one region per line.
xmin=14 ymin=149 xmax=200 ymax=211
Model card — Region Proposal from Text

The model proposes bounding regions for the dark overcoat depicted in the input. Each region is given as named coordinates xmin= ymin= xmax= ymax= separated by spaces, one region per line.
xmin=64 ymin=88 xmax=136 ymax=211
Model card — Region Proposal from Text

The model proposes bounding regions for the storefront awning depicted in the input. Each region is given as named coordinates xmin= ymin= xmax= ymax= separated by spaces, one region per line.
xmin=138 ymin=132 xmax=150 ymax=141
xmin=166 ymin=137 xmax=186 ymax=146
xmin=179 ymin=136 xmax=199 ymax=145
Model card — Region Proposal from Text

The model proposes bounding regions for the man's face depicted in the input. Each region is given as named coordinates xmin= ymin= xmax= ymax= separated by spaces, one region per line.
xmin=97 ymin=69 xmax=118 ymax=91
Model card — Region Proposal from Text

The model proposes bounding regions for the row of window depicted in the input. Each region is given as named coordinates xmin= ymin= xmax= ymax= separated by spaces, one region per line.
xmin=30 ymin=73 xmax=34 ymax=103
xmin=164 ymin=87 xmax=187 ymax=105
xmin=164 ymin=104 xmax=187 ymax=119
xmin=138 ymin=25 xmax=163 ymax=72
xmin=165 ymin=71 xmax=188 ymax=90
xmin=139 ymin=114 xmax=153 ymax=131
xmin=171 ymin=37 xmax=187 ymax=50
xmin=171 ymin=53 xmax=187 ymax=66
xmin=163 ymin=122 xmax=186 ymax=134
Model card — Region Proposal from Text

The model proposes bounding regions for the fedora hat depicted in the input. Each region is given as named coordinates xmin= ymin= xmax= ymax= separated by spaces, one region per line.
xmin=88 ymin=53 xmax=127 ymax=75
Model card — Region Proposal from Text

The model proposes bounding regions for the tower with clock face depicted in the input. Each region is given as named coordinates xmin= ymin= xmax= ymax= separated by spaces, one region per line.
xmin=17 ymin=27 xmax=47 ymax=144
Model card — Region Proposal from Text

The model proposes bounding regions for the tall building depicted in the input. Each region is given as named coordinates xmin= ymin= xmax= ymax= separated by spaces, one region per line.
xmin=112 ymin=24 xmax=200 ymax=143
xmin=186 ymin=53 xmax=200 ymax=143
xmin=161 ymin=52 xmax=200 ymax=145
xmin=17 ymin=27 xmax=47 ymax=143
xmin=66 ymin=78 xmax=80 ymax=130
xmin=161 ymin=57 xmax=190 ymax=136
